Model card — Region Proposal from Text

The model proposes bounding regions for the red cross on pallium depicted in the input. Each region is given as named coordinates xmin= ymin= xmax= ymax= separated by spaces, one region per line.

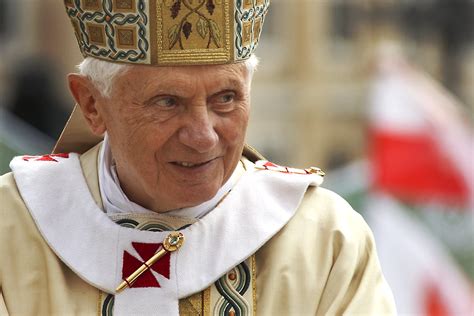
xmin=262 ymin=161 xmax=279 ymax=168
xmin=22 ymin=153 xmax=69 ymax=162
xmin=260 ymin=161 xmax=293 ymax=173
xmin=122 ymin=242 xmax=171 ymax=288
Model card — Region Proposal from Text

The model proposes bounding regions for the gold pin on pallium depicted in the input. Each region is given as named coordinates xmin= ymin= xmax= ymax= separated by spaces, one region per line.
xmin=305 ymin=167 xmax=325 ymax=177
xmin=115 ymin=232 xmax=185 ymax=293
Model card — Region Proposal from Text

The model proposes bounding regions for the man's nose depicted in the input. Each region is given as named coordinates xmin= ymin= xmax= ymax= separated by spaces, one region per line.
xmin=177 ymin=106 xmax=219 ymax=153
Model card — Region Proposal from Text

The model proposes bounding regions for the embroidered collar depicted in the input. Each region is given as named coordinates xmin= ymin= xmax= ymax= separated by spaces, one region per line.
xmin=11 ymin=153 xmax=322 ymax=315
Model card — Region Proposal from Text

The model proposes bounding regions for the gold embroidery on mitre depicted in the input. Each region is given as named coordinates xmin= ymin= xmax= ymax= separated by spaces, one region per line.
xmin=64 ymin=0 xmax=151 ymax=64
xmin=234 ymin=0 xmax=270 ymax=61
xmin=83 ymin=0 xmax=101 ymax=10
xmin=242 ymin=20 xmax=252 ymax=47
xmin=242 ymin=0 xmax=252 ymax=10
xmin=115 ymin=26 xmax=138 ymax=49
xmin=64 ymin=0 xmax=269 ymax=65
xmin=86 ymin=23 xmax=106 ymax=46
xmin=113 ymin=0 xmax=136 ymax=12
xmin=156 ymin=0 xmax=233 ymax=65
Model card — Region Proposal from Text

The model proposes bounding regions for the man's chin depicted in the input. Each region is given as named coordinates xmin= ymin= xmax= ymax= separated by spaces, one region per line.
xmin=170 ymin=181 xmax=223 ymax=207
xmin=181 ymin=188 xmax=220 ymax=207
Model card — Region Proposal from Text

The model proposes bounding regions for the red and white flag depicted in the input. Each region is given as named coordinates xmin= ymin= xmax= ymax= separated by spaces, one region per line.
xmin=368 ymin=48 xmax=474 ymax=208
xmin=364 ymin=46 xmax=474 ymax=315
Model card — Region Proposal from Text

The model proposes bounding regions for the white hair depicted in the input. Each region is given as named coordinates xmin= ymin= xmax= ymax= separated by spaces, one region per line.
xmin=78 ymin=55 xmax=259 ymax=98
xmin=78 ymin=59 xmax=131 ymax=98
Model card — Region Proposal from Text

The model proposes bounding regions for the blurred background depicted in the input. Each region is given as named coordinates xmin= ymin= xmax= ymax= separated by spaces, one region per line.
xmin=0 ymin=0 xmax=473 ymax=314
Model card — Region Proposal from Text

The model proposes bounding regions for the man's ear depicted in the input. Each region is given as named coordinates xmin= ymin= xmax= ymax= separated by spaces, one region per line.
xmin=67 ymin=74 xmax=107 ymax=136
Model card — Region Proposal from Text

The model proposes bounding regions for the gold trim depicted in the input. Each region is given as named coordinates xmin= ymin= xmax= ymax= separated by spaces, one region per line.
xmin=203 ymin=286 xmax=211 ymax=316
xmin=155 ymin=0 xmax=165 ymax=63
xmin=97 ymin=290 xmax=103 ymax=316
xmin=158 ymin=50 xmax=230 ymax=57
xmin=157 ymin=55 xmax=231 ymax=64
xmin=227 ymin=0 xmax=234 ymax=61
xmin=150 ymin=0 xmax=158 ymax=64
xmin=252 ymin=255 xmax=257 ymax=316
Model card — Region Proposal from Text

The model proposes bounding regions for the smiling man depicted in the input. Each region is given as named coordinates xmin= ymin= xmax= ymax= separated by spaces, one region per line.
xmin=0 ymin=1 xmax=395 ymax=315
xmin=70 ymin=62 xmax=253 ymax=212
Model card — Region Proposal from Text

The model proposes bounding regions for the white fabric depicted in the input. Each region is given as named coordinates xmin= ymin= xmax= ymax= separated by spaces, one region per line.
xmin=10 ymin=153 xmax=323 ymax=315
xmin=114 ymin=288 xmax=177 ymax=316
xmin=98 ymin=134 xmax=238 ymax=218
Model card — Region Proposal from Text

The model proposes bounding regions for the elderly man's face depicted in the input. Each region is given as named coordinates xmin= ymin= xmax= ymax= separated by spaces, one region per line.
xmin=94 ymin=63 xmax=251 ymax=212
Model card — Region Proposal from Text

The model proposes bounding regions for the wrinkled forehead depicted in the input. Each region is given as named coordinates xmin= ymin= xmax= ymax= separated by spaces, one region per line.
xmin=124 ymin=61 xmax=249 ymax=80
xmin=113 ymin=62 xmax=251 ymax=94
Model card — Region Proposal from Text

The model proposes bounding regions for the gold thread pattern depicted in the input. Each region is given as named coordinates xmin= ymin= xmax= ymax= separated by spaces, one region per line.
xmin=64 ymin=0 xmax=268 ymax=65
xmin=87 ymin=23 xmax=106 ymax=45
xmin=116 ymin=27 xmax=137 ymax=48
xmin=64 ymin=0 xmax=151 ymax=64
xmin=156 ymin=0 xmax=232 ymax=65
xmin=83 ymin=0 xmax=101 ymax=10
xmin=114 ymin=0 xmax=136 ymax=12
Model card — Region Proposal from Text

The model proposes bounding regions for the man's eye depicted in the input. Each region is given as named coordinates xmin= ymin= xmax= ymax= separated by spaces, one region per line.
xmin=217 ymin=92 xmax=235 ymax=104
xmin=154 ymin=97 xmax=177 ymax=108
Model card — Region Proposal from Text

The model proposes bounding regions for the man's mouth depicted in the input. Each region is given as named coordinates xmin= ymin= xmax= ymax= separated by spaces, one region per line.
xmin=172 ymin=160 xmax=213 ymax=168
